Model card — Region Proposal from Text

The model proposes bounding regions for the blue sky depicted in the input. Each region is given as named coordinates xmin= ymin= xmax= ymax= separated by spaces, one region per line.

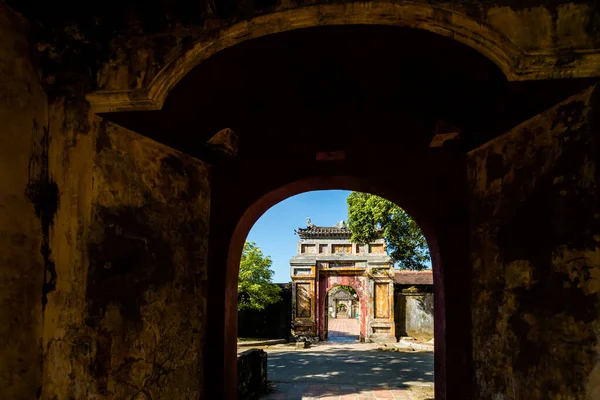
xmin=246 ymin=190 xmax=351 ymax=283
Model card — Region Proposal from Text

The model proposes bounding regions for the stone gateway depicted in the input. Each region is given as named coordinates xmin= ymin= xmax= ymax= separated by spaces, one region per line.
xmin=290 ymin=222 xmax=395 ymax=342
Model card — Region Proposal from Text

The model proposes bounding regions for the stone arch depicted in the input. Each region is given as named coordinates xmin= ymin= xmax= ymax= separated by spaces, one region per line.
xmin=88 ymin=1 xmax=528 ymax=113
xmin=226 ymin=175 xmax=448 ymax=397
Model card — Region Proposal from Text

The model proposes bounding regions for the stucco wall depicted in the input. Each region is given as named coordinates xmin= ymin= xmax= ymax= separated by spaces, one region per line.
xmin=80 ymin=0 xmax=600 ymax=114
xmin=469 ymin=85 xmax=600 ymax=399
xmin=0 ymin=4 xmax=47 ymax=398
xmin=39 ymin=102 xmax=211 ymax=398
xmin=405 ymin=294 xmax=435 ymax=340
xmin=86 ymin=0 xmax=600 ymax=108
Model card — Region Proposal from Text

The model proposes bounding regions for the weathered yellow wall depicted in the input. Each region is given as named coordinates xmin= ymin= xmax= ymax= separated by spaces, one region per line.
xmin=0 ymin=4 xmax=47 ymax=398
xmin=0 ymin=5 xmax=211 ymax=397
xmin=40 ymin=97 xmax=95 ymax=398
xmin=469 ymin=85 xmax=600 ymax=399
xmin=85 ymin=0 xmax=600 ymax=113
xmin=40 ymin=109 xmax=211 ymax=398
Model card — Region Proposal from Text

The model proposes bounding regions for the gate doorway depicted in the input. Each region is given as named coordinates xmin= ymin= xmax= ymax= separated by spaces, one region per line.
xmin=326 ymin=286 xmax=360 ymax=343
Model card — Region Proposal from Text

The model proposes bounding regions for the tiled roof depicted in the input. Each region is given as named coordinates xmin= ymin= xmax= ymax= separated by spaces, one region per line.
xmin=297 ymin=226 xmax=352 ymax=238
xmin=394 ymin=270 xmax=433 ymax=285
xmin=297 ymin=225 xmax=383 ymax=239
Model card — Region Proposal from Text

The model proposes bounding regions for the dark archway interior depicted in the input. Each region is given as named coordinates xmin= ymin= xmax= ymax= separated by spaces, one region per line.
xmin=97 ymin=24 xmax=599 ymax=400
xmin=102 ymin=24 xmax=593 ymax=160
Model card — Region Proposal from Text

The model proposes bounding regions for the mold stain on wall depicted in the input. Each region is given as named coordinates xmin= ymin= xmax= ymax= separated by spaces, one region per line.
xmin=25 ymin=120 xmax=60 ymax=312
xmin=468 ymin=85 xmax=600 ymax=399
xmin=39 ymin=110 xmax=211 ymax=399
xmin=82 ymin=121 xmax=210 ymax=398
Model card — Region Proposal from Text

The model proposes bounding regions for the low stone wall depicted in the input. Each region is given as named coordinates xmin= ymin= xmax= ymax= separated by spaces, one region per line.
xmin=394 ymin=286 xmax=434 ymax=341
xmin=405 ymin=294 xmax=434 ymax=340
xmin=237 ymin=348 xmax=268 ymax=399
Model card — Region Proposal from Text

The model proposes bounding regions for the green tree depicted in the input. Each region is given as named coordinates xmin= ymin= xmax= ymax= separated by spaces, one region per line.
xmin=238 ymin=241 xmax=282 ymax=311
xmin=346 ymin=192 xmax=430 ymax=270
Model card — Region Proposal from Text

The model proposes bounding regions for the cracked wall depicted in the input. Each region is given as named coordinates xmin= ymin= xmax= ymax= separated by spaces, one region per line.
xmin=0 ymin=4 xmax=47 ymax=399
xmin=39 ymin=102 xmax=210 ymax=398
xmin=468 ymin=85 xmax=600 ymax=399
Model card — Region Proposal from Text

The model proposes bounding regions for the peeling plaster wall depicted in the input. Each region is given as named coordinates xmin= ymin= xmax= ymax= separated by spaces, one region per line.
xmin=84 ymin=0 xmax=600 ymax=111
xmin=405 ymin=294 xmax=435 ymax=340
xmin=0 ymin=4 xmax=47 ymax=399
xmin=469 ymin=85 xmax=600 ymax=399
xmin=2 ymin=0 xmax=598 ymax=113
xmin=95 ymin=0 xmax=600 ymax=90
xmin=41 ymin=109 xmax=210 ymax=398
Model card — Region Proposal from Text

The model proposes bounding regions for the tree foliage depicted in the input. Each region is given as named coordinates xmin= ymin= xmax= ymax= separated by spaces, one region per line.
xmin=346 ymin=192 xmax=430 ymax=270
xmin=238 ymin=241 xmax=282 ymax=311
xmin=336 ymin=285 xmax=356 ymax=296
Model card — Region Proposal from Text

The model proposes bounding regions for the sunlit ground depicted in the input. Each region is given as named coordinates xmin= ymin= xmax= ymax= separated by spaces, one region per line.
xmin=256 ymin=342 xmax=434 ymax=399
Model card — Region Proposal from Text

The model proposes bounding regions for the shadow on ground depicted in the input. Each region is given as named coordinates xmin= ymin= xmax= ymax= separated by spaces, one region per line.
xmin=268 ymin=345 xmax=434 ymax=389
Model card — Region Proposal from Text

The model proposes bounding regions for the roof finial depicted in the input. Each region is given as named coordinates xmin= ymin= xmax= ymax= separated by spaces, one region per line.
xmin=335 ymin=220 xmax=346 ymax=229
xmin=306 ymin=217 xmax=315 ymax=228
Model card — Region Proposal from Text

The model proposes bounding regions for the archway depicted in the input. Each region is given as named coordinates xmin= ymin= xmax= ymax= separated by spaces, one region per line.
xmin=219 ymin=174 xmax=461 ymax=400
xmin=325 ymin=285 xmax=362 ymax=343
xmin=87 ymin=0 xmax=538 ymax=113
xmin=94 ymin=16 xmax=486 ymax=400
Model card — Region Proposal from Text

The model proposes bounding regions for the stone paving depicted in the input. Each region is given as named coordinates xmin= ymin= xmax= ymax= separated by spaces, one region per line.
xmin=327 ymin=318 xmax=360 ymax=343
xmin=258 ymin=342 xmax=434 ymax=400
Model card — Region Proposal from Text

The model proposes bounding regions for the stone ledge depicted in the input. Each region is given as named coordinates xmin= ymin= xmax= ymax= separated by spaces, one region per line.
xmin=237 ymin=338 xmax=288 ymax=347
xmin=394 ymin=339 xmax=434 ymax=352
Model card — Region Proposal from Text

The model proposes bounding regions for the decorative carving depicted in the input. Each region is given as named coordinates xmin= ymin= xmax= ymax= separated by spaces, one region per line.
xmin=332 ymin=244 xmax=352 ymax=254
xmin=301 ymin=244 xmax=316 ymax=254
xmin=294 ymin=268 xmax=312 ymax=276
xmin=370 ymin=244 xmax=384 ymax=253
xmin=296 ymin=283 xmax=311 ymax=318
xmin=374 ymin=283 xmax=390 ymax=319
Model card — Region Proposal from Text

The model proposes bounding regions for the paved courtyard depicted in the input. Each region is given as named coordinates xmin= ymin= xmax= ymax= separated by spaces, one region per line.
xmin=327 ymin=318 xmax=360 ymax=343
xmin=258 ymin=342 xmax=434 ymax=400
